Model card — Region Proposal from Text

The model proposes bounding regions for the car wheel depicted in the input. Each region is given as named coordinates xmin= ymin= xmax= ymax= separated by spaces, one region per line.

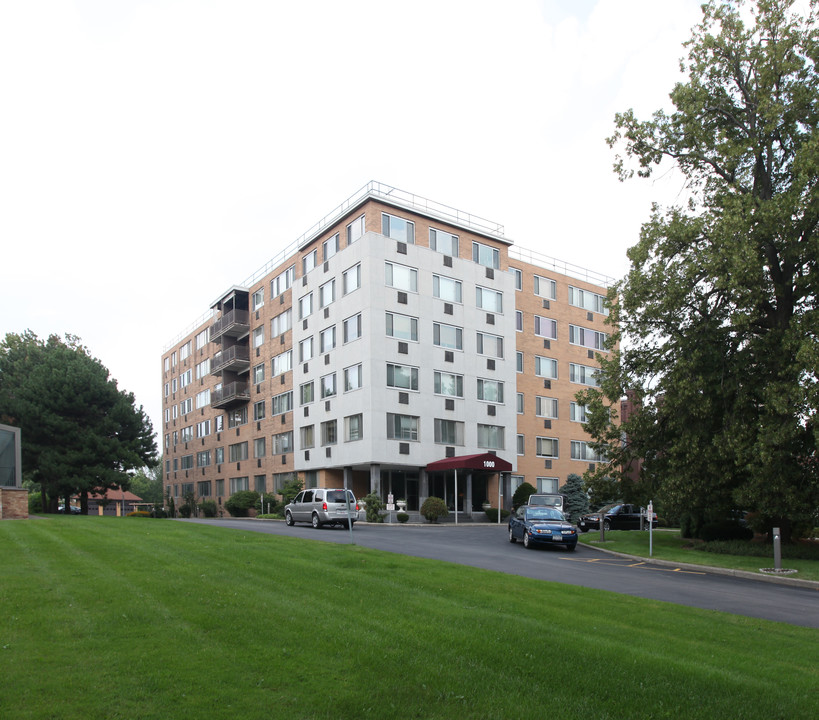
xmin=285 ymin=511 xmax=294 ymax=526
xmin=508 ymin=526 xmax=517 ymax=543
xmin=523 ymin=532 xmax=531 ymax=549
xmin=603 ymin=519 xmax=611 ymax=532
xmin=312 ymin=513 xmax=322 ymax=529
xmin=578 ymin=525 xmax=588 ymax=533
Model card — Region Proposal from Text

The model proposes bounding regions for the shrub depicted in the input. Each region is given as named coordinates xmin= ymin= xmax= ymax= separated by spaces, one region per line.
xmin=512 ymin=482 xmax=536 ymax=509
xmin=199 ymin=500 xmax=218 ymax=518
xmin=396 ymin=512 xmax=409 ymax=523
xmin=255 ymin=492 xmax=280 ymax=516
xmin=420 ymin=496 xmax=448 ymax=523
xmin=126 ymin=510 xmax=151 ymax=518
xmin=483 ymin=507 xmax=510 ymax=522
xmin=177 ymin=504 xmax=192 ymax=518
xmin=278 ymin=475 xmax=303 ymax=507
xmin=28 ymin=493 xmax=45 ymax=514
xmin=700 ymin=521 xmax=753 ymax=542
xmin=224 ymin=490 xmax=260 ymax=518
xmin=362 ymin=492 xmax=384 ymax=523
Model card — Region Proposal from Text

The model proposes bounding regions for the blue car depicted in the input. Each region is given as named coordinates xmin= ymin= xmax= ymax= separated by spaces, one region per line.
xmin=508 ymin=506 xmax=578 ymax=550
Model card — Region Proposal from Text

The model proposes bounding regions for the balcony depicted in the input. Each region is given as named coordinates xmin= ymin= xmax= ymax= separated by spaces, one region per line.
xmin=211 ymin=381 xmax=250 ymax=409
xmin=211 ymin=345 xmax=250 ymax=376
xmin=210 ymin=309 xmax=250 ymax=341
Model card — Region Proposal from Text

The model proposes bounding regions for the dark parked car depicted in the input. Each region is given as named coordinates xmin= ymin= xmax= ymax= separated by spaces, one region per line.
xmin=577 ymin=503 xmax=657 ymax=532
xmin=285 ymin=488 xmax=359 ymax=529
xmin=508 ymin=505 xmax=578 ymax=550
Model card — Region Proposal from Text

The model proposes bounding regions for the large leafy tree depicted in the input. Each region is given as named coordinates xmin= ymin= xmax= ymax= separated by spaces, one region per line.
xmin=580 ymin=0 xmax=819 ymax=539
xmin=0 ymin=331 xmax=157 ymax=512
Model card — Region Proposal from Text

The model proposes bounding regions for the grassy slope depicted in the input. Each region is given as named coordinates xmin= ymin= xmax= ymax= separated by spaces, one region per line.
xmin=0 ymin=517 xmax=816 ymax=720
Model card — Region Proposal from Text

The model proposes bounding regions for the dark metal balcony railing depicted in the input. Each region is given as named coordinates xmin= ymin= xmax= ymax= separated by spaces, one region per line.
xmin=211 ymin=381 xmax=250 ymax=408
xmin=210 ymin=309 xmax=250 ymax=340
xmin=211 ymin=345 xmax=250 ymax=375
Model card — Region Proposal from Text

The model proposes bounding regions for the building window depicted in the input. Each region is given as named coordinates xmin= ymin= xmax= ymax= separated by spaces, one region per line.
xmin=387 ymin=413 xmax=419 ymax=441
xmin=516 ymin=311 xmax=523 ymax=332
xmin=229 ymin=442 xmax=248 ymax=462
xmin=472 ymin=241 xmax=499 ymax=269
xmin=230 ymin=476 xmax=249 ymax=494
xmin=569 ymin=325 xmax=608 ymax=351
xmin=195 ymin=358 xmax=210 ymax=379
xmin=536 ymin=396 xmax=559 ymax=419
xmin=344 ymin=414 xmax=363 ymax=442
xmin=272 ymin=350 xmax=292 ymax=376
xmin=320 ymin=373 xmax=336 ymax=398
xmin=344 ymin=363 xmax=362 ymax=392
xmin=347 ymin=215 xmax=365 ymax=245
xmin=300 ymin=425 xmax=315 ymax=449
xmin=196 ymin=420 xmax=211 ymax=438
xmin=569 ymin=285 xmax=609 ymax=315
xmin=215 ymin=478 xmax=225 ymax=496
xmin=195 ymin=389 xmax=210 ymax=409
xmin=434 ymin=370 xmax=463 ymax=397
xmin=509 ymin=267 xmax=522 ymax=290
xmin=164 ymin=357 xmax=170 ymax=372
xmin=215 ymin=415 xmax=224 ymax=432
xmin=180 ymin=426 xmax=193 ymax=443
xmin=252 ymin=288 xmax=264 ymax=311
xmin=536 ymin=437 xmax=559 ymax=458
xmin=179 ymin=341 xmax=191 ymax=362
xmin=570 ymin=402 xmax=588 ymax=423
xmin=180 ymin=397 xmax=192 ymax=416
xmin=535 ymin=356 xmax=558 ymax=379
xmin=171 ymin=351 xmax=177 ymax=368
xmin=300 ymin=381 xmax=314 ymax=406
xmin=254 ymin=437 xmax=266 ymax=458
xmin=476 ymin=286 xmax=503 ymax=313
xmin=343 ymin=313 xmax=362 ymax=343
xmin=387 ymin=363 xmax=419 ymax=391
xmin=476 ymin=332 xmax=503 ymax=358
xmin=271 ymin=390 xmax=293 ymax=416
xmin=320 ymin=326 xmax=336 ymax=354
xmin=299 ymin=336 xmax=314 ymax=363
xmin=516 ymin=352 xmax=523 ymax=373
xmin=430 ymin=228 xmax=458 ymax=256
xmin=434 ymin=419 xmax=464 ymax=445
xmin=537 ymin=477 xmax=559 ymax=493
xmin=534 ymin=316 xmax=557 ymax=340
xmin=432 ymin=274 xmax=462 ymax=303
xmin=271 ymin=265 xmax=295 ymax=297
xmin=195 ymin=329 xmax=209 ymax=350
xmin=215 ymin=447 xmax=224 ymax=464
xmin=477 ymin=424 xmax=505 ymax=450
xmin=517 ymin=392 xmax=524 ymax=414
xmin=271 ymin=308 xmax=292 ymax=337
xmin=534 ymin=275 xmax=557 ymax=300
xmin=255 ymin=475 xmax=266 ymax=494
xmin=433 ymin=322 xmax=462 ymax=350
xmin=323 ymin=232 xmax=340 ymax=261
xmin=180 ymin=454 xmax=194 ymax=470
xmin=172 ymin=378 xmax=178 ymax=393
xmin=382 ymin=213 xmax=415 ymax=243
xmin=253 ymin=363 xmax=265 ymax=385
xmin=343 ymin=263 xmax=361 ymax=294
xmin=196 ymin=450 xmax=211 ymax=467
xmin=228 ymin=407 xmax=247 ymax=428
xmin=569 ymin=363 xmax=599 ymax=387
xmin=477 ymin=378 xmax=504 ymax=403
xmin=253 ymin=400 xmax=265 ymax=422
xmin=253 ymin=326 xmax=264 ymax=348
xmin=319 ymin=279 xmax=335 ymax=308
xmin=386 ymin=312 xmax=418 ymax=342
xmin=571 ymin=440 xmax=606 ymax=462
xmin=302 ymin=248 xmax=317 ymax=276
xmin=179 ymin=369 xmax=192 ymax=388
xmin=385 ymin=262 xmax=418 ymax=292
xmin=321 ymin=420 xmax=337 ymax=446
xmin=272 ymin=431 xmax=293 ymax=454
xmin=299 ymin=292 xmax=313 ymax=320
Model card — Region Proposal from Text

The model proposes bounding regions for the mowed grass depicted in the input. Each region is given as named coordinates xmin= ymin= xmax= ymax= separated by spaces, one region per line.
xmin=579 ymin=529 xmax=819 ymax=580
xmin=1 ymin=517 xmax=817 ymax=720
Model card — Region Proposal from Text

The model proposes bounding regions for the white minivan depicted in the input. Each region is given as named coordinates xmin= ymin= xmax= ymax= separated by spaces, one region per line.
xmin=285 ymin=488 xmax=359 ymax=529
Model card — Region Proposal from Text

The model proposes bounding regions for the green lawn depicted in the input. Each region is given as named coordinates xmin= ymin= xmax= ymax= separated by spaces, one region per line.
xmin=578 ymin=528 xmax=819 ymax=581
xmin=1 ymin=517 xmax=817 ymax=720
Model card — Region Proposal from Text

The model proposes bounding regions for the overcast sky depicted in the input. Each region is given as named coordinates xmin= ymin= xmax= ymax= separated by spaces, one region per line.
xmin=0 ymin=0 xmax=703 ymax=444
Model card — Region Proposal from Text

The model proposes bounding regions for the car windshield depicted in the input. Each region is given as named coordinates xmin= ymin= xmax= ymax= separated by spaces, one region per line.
xmin=526 ymin=508 xmax=564 ymax=522
xmin=326 ymin=490 xmax=353 ymax=504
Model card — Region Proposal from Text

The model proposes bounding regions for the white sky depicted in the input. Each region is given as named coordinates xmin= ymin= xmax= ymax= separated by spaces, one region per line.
xmin=0 ymin=0 xmax=703 ymax=442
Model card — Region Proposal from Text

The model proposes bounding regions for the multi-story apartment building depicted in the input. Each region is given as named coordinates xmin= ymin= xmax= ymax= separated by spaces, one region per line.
xmin=161 ymin=182 xmax=613 ymax=516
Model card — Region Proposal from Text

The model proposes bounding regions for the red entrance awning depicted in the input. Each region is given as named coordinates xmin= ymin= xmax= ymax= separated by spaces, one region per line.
xmin=425 ymin=453 xmax=512 ymax=473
